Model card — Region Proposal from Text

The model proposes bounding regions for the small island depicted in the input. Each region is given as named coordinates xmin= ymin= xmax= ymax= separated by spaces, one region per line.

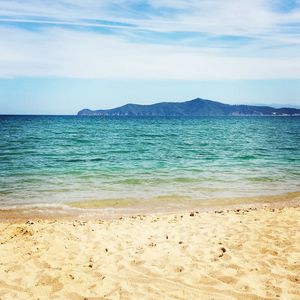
xmin=78 ymin=98 xmax=300 ymax=116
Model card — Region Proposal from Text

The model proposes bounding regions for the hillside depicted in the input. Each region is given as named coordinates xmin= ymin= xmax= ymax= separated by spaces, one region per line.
xmin=78 ymin=98 xmax=300 ymax=116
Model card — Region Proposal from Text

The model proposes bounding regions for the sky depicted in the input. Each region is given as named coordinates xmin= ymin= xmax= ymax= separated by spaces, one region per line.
xmin=0 ymin=0 xmax=299 ymax=114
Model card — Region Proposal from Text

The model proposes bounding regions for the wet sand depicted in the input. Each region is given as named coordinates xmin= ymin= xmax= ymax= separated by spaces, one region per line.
xmin=0 ymin=194 xmax=300 ymax=299
xmin=1 ymin=191 xmax=300 ymax=221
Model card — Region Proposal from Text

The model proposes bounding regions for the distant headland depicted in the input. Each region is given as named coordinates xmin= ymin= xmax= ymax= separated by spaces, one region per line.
xmin=78 ymin=98 xmax=300 ymax=116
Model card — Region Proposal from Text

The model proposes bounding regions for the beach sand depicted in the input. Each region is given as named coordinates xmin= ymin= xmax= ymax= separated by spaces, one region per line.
xmin=0 ymin=204 xmax=300 ymax=299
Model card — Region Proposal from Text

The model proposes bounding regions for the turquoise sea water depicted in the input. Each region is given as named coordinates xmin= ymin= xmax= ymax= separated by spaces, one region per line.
xmin=0 ymin=116 xmax=299 ymax=208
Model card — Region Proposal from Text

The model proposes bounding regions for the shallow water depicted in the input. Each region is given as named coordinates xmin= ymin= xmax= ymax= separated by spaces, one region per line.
xmin=0 ymin=115 xmax=299 ymax=207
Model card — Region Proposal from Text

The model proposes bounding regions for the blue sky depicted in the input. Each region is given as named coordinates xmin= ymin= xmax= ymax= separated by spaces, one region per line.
xmin=0 ymin=0 xmax=299 ymax=114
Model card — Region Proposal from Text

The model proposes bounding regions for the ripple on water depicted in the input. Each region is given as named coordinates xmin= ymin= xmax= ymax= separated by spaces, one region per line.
xmin=0 ymin=115 xmax=299 ymax=206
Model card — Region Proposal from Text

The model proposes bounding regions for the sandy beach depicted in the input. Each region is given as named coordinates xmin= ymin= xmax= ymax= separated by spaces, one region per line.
xmin=0 ymin=200 xmax=300 ymax=300
xmin=1 ymin=0 xmax=300 ymax=298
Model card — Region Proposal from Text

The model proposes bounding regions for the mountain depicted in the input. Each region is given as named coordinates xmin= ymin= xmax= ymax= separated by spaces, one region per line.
xmin=77 ymin=98 xmax=300 ymax=116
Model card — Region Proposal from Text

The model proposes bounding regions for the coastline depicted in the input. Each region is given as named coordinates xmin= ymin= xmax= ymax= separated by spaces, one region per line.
xmin=0 ymin=190 xmax=299 ymax=222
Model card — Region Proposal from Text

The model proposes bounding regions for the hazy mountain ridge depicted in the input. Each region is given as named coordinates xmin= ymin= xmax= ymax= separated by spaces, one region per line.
xmin=78 ymin=98 xmax=300 ymax=116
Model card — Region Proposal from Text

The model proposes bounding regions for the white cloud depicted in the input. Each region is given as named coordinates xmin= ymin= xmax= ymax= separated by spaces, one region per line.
xmin=0 ymin=26 xmax=299 ymax=80
xmin=0 ymin=1 xmax=299 ymax=79
xmin=0 ymin=0 xmax=299 ymax=37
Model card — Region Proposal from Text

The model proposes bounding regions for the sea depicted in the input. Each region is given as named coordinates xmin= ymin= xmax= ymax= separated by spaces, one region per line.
xmin=0 ymin=115 xmax=299 ymax=208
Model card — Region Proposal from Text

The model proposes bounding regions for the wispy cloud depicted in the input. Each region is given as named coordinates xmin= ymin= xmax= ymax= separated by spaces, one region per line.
xmin=0 ymin=0 xmax=299 ymax=79
xmin=1 ymin=0 xmax=299 ymax=35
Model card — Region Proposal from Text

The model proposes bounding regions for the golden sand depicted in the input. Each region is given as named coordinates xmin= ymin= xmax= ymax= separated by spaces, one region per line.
xmin=0 ymin=204 xmax=300 ymax=299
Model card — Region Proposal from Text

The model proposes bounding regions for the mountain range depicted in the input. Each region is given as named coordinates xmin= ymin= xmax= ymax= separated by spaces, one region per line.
xmin=77 ymin=98 xmax=300 ymax=116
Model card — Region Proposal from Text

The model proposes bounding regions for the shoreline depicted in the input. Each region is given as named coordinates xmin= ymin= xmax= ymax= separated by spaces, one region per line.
xmin=0 ymin=191 xmax=299 ymax=222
